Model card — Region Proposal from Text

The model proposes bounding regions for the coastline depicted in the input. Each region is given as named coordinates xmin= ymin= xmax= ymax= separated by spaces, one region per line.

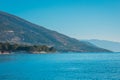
xmin=0 ymin=51 xmax=55 ymax=54
xmin=0 ymin=51 xmax=10 ymax=54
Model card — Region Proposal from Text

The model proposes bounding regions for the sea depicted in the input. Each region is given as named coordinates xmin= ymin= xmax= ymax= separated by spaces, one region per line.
xmin=0 ymin=53 xmax=120 ymax=80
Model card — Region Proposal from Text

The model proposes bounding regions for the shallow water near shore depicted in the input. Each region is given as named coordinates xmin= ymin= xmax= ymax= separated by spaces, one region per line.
xmin=0 ymin=53 xmax=120 ymax=80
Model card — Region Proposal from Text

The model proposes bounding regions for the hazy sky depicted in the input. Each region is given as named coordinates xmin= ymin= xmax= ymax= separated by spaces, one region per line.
xmin=0 ymin=0 xmax=120 ymax=42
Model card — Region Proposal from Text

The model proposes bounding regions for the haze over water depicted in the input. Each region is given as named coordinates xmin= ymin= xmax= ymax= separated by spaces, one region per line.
xmin=0 ymin=53 xmax=120 ymax=80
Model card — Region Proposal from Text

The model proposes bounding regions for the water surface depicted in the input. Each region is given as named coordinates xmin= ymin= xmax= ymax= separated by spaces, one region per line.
xmin=0 ymin=53 xmax=120 ymax=80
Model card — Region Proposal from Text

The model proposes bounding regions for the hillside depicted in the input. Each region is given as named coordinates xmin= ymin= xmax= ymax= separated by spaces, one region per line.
xmin=87 ymin=39 xmax=120 ymax=52
xmin=0 ymin=11 xmax=111 ymax=52
xmin=0 ymin=42 xmax=56 ymax=54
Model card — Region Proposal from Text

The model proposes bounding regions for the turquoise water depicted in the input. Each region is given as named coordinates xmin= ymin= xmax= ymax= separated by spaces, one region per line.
xmin=0 ymin=53 xmax=120 ymax=80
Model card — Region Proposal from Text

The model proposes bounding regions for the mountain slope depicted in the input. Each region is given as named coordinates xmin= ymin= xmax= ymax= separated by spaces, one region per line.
xmin=0 ymin=11 xmax=111 ymax=52
xmin=87 ymin=39 xmax=120 ymax=52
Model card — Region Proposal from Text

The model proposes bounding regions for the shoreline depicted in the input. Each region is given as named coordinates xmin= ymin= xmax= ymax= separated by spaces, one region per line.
xmin=0 ymin=51 xmax=55 ymax=55
xmin=0 ymin=51 xmax=10 ymax=54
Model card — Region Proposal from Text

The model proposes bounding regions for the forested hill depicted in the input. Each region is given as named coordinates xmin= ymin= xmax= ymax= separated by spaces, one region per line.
xmin=0 ymin=11 xmax=111 ymax=52
xmin=0 ymin=42 xmax=56 ymax=53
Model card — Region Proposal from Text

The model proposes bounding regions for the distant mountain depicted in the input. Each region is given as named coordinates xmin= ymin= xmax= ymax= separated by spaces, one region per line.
xmin=0 ymin=11 xmax=111 ymax=52
xmin=86 ymin=39 xmax=120 ymax=52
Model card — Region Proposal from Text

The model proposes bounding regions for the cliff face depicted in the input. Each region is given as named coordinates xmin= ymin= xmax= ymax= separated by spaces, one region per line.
xmin=0 ymin=11 xmax=111 ymax=52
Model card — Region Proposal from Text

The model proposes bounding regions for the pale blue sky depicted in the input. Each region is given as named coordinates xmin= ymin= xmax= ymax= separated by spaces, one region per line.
xmin=0 ymin=0 xmax=120 ymax=42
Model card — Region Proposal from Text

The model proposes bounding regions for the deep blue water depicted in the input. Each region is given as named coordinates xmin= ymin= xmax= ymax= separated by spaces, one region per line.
xmin=0 ymin=53 xmax=120 ymax=80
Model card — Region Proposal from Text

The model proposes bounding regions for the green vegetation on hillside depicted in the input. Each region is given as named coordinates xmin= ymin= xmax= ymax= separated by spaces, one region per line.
xmin=0 ymin=42 xmax=56 ymax=53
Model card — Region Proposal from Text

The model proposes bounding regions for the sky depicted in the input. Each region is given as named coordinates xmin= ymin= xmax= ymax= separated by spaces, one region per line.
xmin=0 ymin=0 xmax=120 ymax=42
